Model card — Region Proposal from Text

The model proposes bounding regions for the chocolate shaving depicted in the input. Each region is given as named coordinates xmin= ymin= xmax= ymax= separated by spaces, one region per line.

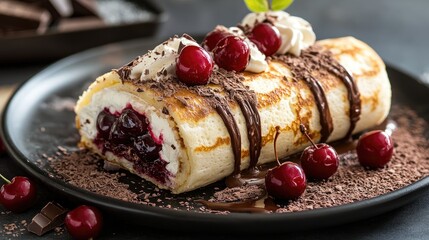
xmin=162 ymin=107 xmax=169 ymax=115
xmin=115 ymin=57 xmax=140 ymax=80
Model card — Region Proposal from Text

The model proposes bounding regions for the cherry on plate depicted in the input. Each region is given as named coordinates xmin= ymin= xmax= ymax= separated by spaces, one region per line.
xmin=357 ymin=130 xmax=394 ymax=168
xmin=65 ymin=205 xmax=103 ymax=240
xmin=301 ymin=143 xmax=339 ymax=180
xmin=248 ymin=23 xmax=281 ymax=56
xmin=299 ymin=124 xmax=339 ymax=180
xmin=0 ymin=174 xmax=37 ymax=212
xmin=176 ymin=45 xmax=214 ymax=85
xmin=265 ymin=162 xmax=307 ymax=200
xmin=213 ymin=36 xmax=250 ymax=72
xmin=264 ymin=126 xmax=306 ymax=200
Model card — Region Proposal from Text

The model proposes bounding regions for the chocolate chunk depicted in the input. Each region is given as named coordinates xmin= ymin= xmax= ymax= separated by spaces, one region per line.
xmin=27 ymin=202 xmax=68 ymax=236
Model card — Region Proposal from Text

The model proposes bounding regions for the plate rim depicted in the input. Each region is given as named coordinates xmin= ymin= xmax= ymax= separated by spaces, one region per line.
xmin=1 ymin=39 xmax=429 ymax=232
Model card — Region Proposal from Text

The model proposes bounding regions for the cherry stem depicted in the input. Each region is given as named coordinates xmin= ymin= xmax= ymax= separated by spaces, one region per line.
xmin=299 ymin=124 xmax=318 ymax=149
xmin=0 ymin=173 xmax=11 ymax=184
xmin=274 ymin=126 xmax=281 ymax=166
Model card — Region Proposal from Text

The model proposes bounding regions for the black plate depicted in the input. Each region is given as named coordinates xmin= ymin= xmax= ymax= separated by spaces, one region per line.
xmin=1 ymin=38 xmax=429 ymax=233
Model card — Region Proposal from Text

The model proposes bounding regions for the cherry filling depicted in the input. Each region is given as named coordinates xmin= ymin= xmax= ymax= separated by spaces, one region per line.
xmin=93 ymin=106 xmax=169 ymax=184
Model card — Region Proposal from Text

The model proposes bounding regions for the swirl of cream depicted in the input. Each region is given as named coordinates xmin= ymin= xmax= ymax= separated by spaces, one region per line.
xmin=241 ymin=11 xmax=316 ymax=56
xmin=130 ymin=36 xmax=199 ymax=81
xmin=226 ymin=26 xmax=268 ymax=73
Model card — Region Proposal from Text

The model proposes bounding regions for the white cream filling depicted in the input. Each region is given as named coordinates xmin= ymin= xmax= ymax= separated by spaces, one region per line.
xmin=78 ymin=88 xmax=179 ymax=176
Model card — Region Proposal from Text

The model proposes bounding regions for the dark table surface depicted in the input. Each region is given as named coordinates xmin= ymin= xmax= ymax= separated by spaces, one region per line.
xmin=1 ymin=0 xmax=429 ymax=239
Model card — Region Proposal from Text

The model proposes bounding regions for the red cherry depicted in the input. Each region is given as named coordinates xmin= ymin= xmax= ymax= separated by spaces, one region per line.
xmin=0 ymin=175 xmax=37 ymax=212
xmin=176 ymin=45 xmax=214 ymax=85
xmin=213 ymin=36 xmax=250 ymax=72
xmin=202 ymin=29 xmax=231 ymax=51
xmin=65 ymin=205 xmax=103 ymax=240
xmin=265 ymin=162 xmax=306 ymax=200
xmin=299 ymin=124 xmax=339 ymax=180
xmin=248 ymin=23 xmax=281 ymax=56
xmin=301 ymin=143 xmax=339 ymax=180
xmin=357 ymin=130 xmax=394 ymax=168
xmin=265 ymin=126 xmax=306 ymax=200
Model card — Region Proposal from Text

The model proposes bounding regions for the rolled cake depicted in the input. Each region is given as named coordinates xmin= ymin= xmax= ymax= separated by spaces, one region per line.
xmin=75 ymin=34 xmax=390 ymax=194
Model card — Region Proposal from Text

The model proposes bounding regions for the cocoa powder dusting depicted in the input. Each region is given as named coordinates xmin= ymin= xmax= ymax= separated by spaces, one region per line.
xmin=49 ymin=150 xmax=140 ymax=203
xmin=48 ymin=106 xmax=429 ymax=214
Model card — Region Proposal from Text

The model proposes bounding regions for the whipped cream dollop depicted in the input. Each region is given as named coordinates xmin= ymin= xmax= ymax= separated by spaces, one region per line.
xmin=241 ymin=11 xmax=316 ymax=56
xmin=226 ymin=26 xmax=268 ymax=73
xmin=130 ymin=36 xmax=199 ymax=81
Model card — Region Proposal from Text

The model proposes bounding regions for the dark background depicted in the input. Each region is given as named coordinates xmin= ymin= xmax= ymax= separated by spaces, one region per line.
xmin=1 ymin=0 xmax=429 ymax=239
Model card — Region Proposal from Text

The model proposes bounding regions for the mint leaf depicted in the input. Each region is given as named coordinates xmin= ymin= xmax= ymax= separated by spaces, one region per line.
xmin=244 ymin=0 xmax=269 ymax=12
xmin=271 ymin=0 xmax=294 ymax=11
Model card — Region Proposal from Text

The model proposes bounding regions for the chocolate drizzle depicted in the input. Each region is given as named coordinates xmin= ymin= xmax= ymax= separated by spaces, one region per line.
xmin=274 ymin=51 xmax=334 ymax=142
xmin=299 ymin=46 xmax=361 ymax=139
xmin=302 ymin=74 xmax=333 ymax=143
xmin=303 ymin=46 xmax=361 ymax=139
xmin=197 ymin=194 xmax=278 ymax=213
xmin=273 ymin=46 xmax=361 ymax=142
xmin=327 ymin=64 xmax=361 ymax=139
xmin=212 ymin=96 xmax=242 ymax=175
xmin=235 ymin=95 xmax=261 ymax=169
xmin=212 ymin=70 xmax=262 ymax=177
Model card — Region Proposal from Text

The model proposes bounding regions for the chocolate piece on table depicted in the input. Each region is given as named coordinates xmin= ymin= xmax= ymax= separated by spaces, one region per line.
xmin=27 ymin=202 xmax=68 ymax=236
xmin=0 ymin=1 xmax=51 ymax=35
